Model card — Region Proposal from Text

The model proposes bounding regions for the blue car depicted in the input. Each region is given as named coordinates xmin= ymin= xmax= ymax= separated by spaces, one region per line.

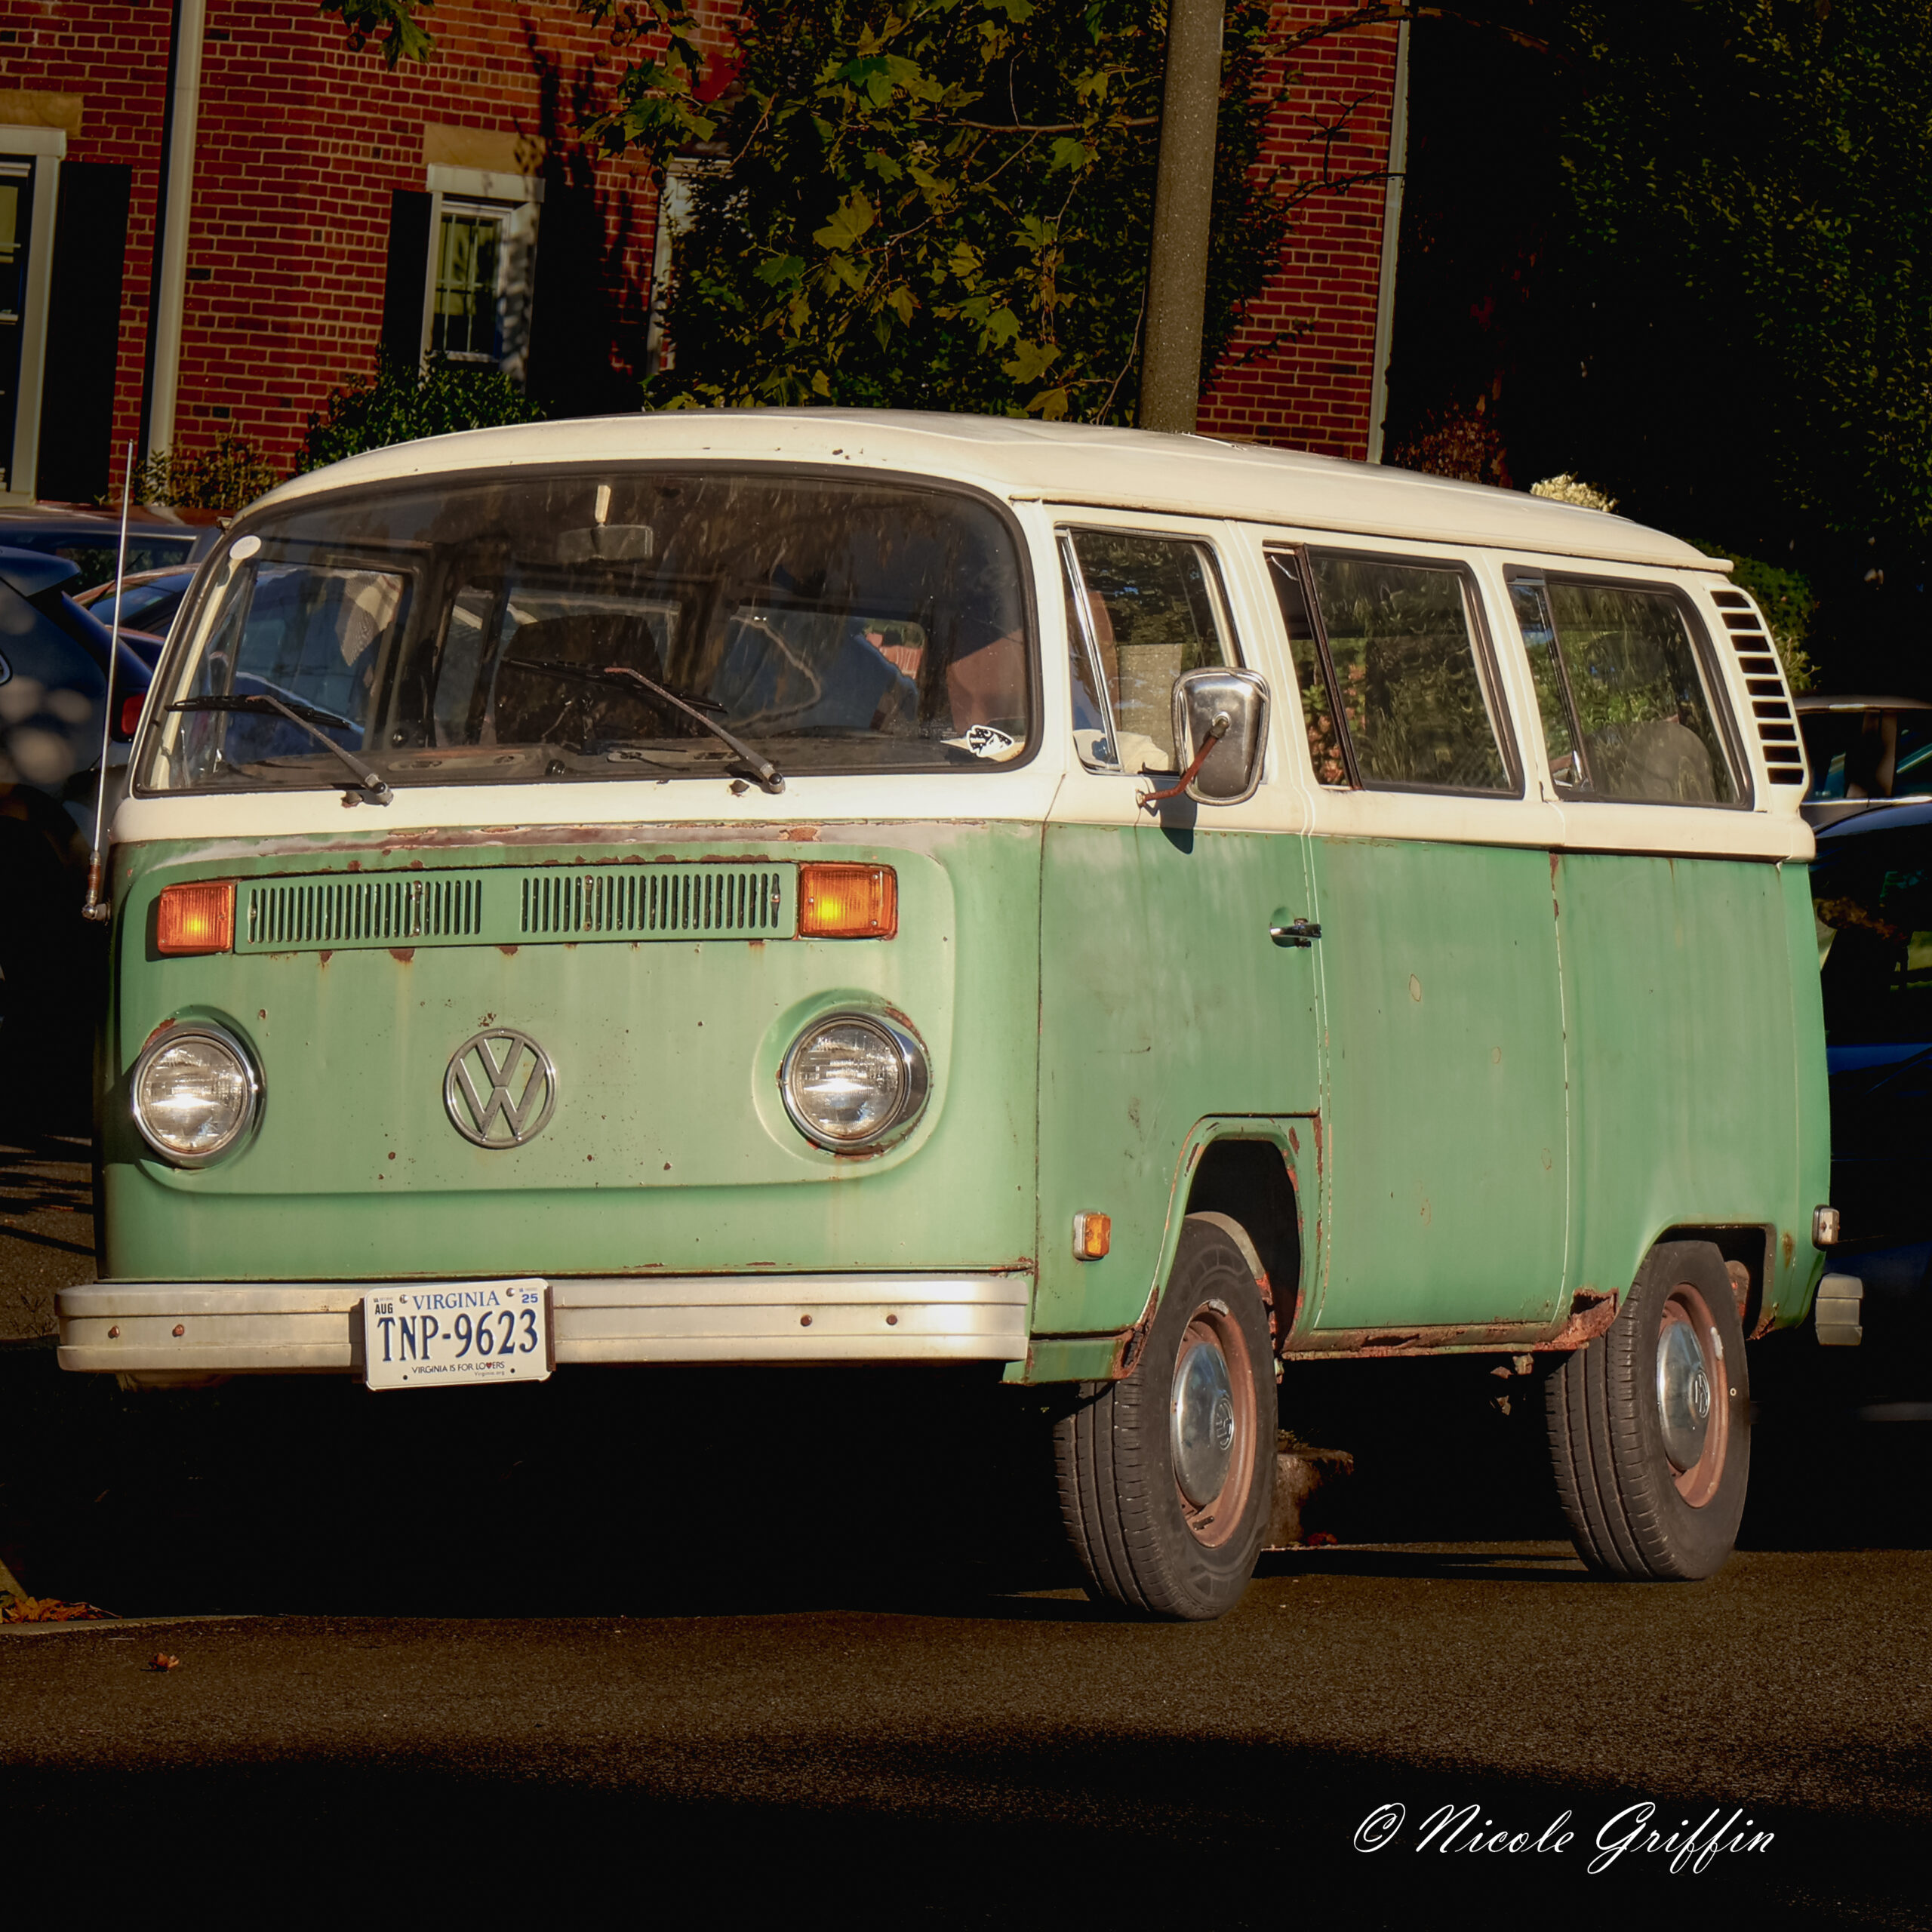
xmin=1810 ymin=797 xmax=1932 ymax=1387
xmin=0 ymin=545 xmax=152 ymax=1069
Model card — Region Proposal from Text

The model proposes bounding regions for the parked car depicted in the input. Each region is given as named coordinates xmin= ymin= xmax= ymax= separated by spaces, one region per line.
xmin=1798 ymin=694 xmax=1932 ymax=826
xmin=0 ymin=544 xmax=154 ymax=1078
xmin=73 ymin=565 xmax=197 ymax=668
xmin=1809 ymin=796 xmax=1932 ymax=1383
xmin=0 ymin=508 xmax=220 ymax=595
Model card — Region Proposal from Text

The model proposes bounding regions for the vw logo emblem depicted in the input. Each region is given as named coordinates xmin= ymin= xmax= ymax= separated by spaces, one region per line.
xmin=444 ymin=1028 xmax=558 ymax=1148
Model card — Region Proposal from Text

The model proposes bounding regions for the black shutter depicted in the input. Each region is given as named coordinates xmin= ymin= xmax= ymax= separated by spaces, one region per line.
xmin=35 ymin=162 xmax=132 ymax=506
xmin=381 ymin=189 xmax=433 ymax=374
xmin=525 ymin=186 xmax=640 ymax=417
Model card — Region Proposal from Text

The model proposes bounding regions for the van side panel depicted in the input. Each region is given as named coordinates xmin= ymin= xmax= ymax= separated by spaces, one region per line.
xmin=1032 ymin=822 xmax=1321 ymax=1336
xmin=1554 ymin=850 xmax=1817 ymax=1306
xmin=1308 ymin=835 xmax=1569 ymax=1330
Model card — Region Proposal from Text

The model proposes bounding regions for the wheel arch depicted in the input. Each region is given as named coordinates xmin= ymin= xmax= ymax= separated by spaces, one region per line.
xmin=1164 ymin=1118 xmax=1310 ymax=1358
xmin=1651 ymin=1222 xmax=1777 ymax=1337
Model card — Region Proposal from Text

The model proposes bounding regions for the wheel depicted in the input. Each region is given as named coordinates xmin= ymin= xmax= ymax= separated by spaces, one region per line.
xmin=1545 ymin=1238 xmax=1750 ymax=1580
xmin=1052 ymin=1214 xmax=1276 ymax=1619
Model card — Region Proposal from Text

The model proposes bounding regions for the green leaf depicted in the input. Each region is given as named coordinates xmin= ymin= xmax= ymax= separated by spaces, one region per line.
xmin=812 ymin=192 xmax=877 ymax=252
xmin=755 ymin=254 xmax=808 ymax=287
xmin=1000 ymin=337 xmax=1061 ymax=383
xmin=1048 ymin=137 xmax=1094 ymax=173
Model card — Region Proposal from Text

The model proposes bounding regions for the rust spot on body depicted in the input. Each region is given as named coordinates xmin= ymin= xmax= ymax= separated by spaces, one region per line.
xmin=1781 ymin=1229 xmax=1796 ymax=1268
xmin=497 ymin=943 xmax=518 ymax=956
xmin=389 ymin=948 xmax=414 ymax=964
xmin=782 ymin=826 xmax=820 ymax=841
xmin=1281 ymin=1289 xmax=1619 ymax=1361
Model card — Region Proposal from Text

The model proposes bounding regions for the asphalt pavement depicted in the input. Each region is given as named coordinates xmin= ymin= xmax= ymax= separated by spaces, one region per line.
xmin=3 ymin=1140 xmax=1928 ymax=1924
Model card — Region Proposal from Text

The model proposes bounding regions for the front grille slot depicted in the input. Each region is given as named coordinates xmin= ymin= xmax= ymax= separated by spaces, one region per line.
xmin=245 ymin=875 xmax=485 ymax=948
xmin=234 ymin=863 xmax=796 ymax=952
xmin=520 ymin=868 xmax=788 ymax=937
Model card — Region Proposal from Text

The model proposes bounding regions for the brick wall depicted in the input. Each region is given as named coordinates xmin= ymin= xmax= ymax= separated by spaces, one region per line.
xmin=1197 ymin=3 xmax=1401 ymax=459
xmin=5 ymin=0 xmax=666 ymax=485
xmin=1 ymin=0 xmax=1397 ymax=491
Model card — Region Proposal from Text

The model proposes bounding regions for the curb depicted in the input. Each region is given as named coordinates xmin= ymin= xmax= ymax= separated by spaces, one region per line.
xmin=1 ymin=1613 xmax=263 ymax=1638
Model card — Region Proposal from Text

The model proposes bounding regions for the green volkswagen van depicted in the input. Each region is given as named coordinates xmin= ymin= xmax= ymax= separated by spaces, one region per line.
xmin=61 ymin=411 xmax=1831 ymax=1617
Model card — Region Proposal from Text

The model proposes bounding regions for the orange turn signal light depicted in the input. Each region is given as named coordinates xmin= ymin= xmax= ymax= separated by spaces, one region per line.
xmin=1073 ymin=1211 xmax=1112 ymax=1260
xmin=797 ymin=863 xmax=897 ymax=939
xmin=156 ymin=881 xmax=235 ymax=956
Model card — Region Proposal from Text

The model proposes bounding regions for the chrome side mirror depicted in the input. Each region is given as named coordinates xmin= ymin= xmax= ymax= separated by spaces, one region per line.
xmin=1171 ymin=668 xmax=1270 ymax=804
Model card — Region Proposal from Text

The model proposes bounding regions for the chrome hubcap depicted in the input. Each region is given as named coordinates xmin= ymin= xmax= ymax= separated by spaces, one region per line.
xmin=1172 ymin=1334 xmax=1238 ymax=1507
xmin=1657 ymin=1314 xmax=1713 ymax=1472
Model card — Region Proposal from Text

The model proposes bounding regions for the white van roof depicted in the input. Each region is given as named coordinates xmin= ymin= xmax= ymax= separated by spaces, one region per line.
xmin=267 ymin=408 xmax=1721 ymax=575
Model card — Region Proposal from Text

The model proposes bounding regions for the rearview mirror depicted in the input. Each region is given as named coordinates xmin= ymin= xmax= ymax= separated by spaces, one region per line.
xmin=1171 ymin=668 xmax=1270 ymax=804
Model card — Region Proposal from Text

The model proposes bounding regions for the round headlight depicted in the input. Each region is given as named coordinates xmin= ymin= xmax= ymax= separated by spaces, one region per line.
xmin=780 ymin=1012 xmax=929 ymax=1149
xmin=131 ymin=1024 xmax=261 ymax=1166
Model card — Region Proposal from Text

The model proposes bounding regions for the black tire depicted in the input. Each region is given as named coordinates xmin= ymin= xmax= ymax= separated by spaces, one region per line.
xmin=1546 ymin=1238 xmax=1750 ymax=1580
xmin=1053 ymin=1215 xmax=1276 ymax=1620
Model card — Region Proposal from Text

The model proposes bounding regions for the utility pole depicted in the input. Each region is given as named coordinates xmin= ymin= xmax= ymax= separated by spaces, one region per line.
xmin=1137 ymin=0 xmax=1225 ymax=435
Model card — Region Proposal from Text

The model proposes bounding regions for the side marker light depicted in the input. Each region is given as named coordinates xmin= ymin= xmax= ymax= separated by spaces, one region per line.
xmin=156 ymin=881 xmax=235 ymax=955
xmin=798 ymin=863 xmax=897 ymax=938
xmin=1074 ymin=1211 xmax=1112 ymax=1260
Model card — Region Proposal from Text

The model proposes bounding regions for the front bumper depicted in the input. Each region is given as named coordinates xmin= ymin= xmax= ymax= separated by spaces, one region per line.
xmin=57 ymin=1273 xmax=1032 ymax=1375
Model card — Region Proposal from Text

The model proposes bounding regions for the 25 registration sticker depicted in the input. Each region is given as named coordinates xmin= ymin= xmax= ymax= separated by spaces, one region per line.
xmin=362 ymin=1280 xmax=552 ymax=1389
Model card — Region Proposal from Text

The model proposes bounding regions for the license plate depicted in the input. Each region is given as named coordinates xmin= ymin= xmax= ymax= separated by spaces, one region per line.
xmin=362 ymin=1281 xmax=552 ymax=1389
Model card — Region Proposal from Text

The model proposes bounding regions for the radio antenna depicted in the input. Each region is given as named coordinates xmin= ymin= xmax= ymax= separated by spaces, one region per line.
xmin=82 ymin=441 xmax=135 ymax=923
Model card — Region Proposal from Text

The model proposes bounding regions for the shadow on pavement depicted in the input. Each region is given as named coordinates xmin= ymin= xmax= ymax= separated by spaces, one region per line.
xmin=5 ymin=1714 xmax=1911 ymax=1926
xmin=2 ymin=1328 xmax=1927 ymax=1619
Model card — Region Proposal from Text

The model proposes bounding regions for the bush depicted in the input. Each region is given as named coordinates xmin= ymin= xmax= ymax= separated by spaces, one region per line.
xmin=1531 ymin=472 xmax=1618 ymax=513
xmin=136 ymin=435 xmax=280 ymax=515
xmin=301 ymin=355 xmax=545 ymax=472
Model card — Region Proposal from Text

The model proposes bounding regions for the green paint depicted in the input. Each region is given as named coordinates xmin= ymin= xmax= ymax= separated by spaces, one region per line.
xmin=1033 ymin=823 xmax=1320 ymax=1336
xmin=105 ymin=811 xmax=1826 ymax=1365
xmin=1555 ymin=852 xmax=1828 ymax=1327
xmin=1309 ymin=837 xmax=1567 ymax=1328
xmin=106 ymin=826 xmax=1041 ymax=1284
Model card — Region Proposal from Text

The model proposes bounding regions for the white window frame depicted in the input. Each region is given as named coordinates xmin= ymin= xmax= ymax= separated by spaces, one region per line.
xmin=0 ymin=125 xmax=64 ymax=502
xmin=645 ymin=157 xmax=723 ymax=376
xmin=420 ymin=165 xmax=543 ymax=384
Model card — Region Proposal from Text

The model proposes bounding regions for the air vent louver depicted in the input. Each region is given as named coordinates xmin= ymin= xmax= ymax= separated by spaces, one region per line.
xmin=233 ymin=863 xmax=796 ymax=952
xmin=1712 ymin=590 xmax=1807 ymax=786
xmin=520 ymin=868 xmax=788 ymax=937
xmin=244 ymin=875 xmax=485 ymax=948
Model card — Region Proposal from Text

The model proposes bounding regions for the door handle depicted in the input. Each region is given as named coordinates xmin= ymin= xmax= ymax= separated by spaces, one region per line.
xmin=1269 ymin=918 xmax=1321 ymax=946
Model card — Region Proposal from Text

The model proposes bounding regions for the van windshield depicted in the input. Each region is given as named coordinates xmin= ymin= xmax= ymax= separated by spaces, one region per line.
xmin=139 ymin=469 xmax=1032 ymax=794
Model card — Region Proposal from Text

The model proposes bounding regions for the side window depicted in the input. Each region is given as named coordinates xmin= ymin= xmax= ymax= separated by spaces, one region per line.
xmin=1509 ymin=579 xmax=1582 ymax=788
xmin=1271 ymin=548 xmax=1515 ymax=794
xmin=1520 ymin=577 xmax=1741 ymax=805
xmin=1061 ymin=530 xmax=1237 ymax=772
xmin=1267 ymin=552 xmax=1348 ymax=786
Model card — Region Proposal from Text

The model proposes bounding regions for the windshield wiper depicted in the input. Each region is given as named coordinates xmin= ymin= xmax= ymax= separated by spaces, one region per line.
xmin=502 ymin=657 xmax=784 ymax=795
xmin=170 ymin=694 xmax=391 ymax=802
